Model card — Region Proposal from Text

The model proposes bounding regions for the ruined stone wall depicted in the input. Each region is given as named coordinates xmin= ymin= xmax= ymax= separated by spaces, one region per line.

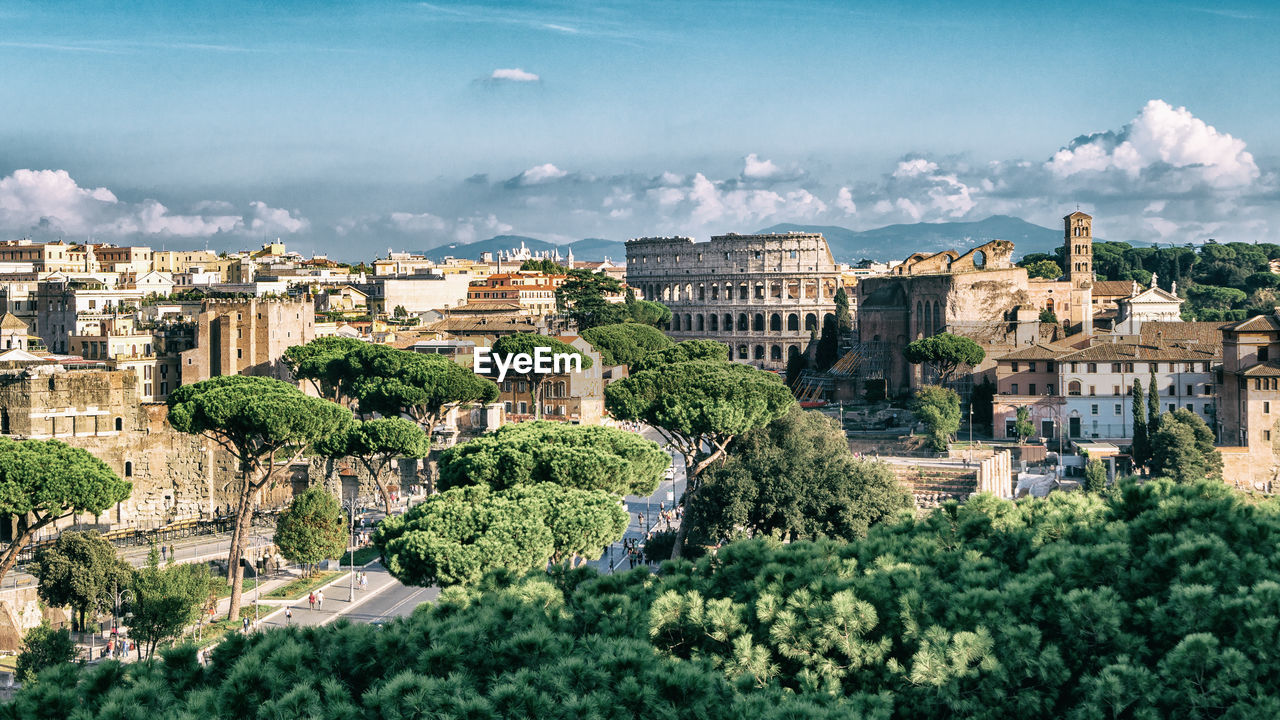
xmin=180 ymin=297 xmax=314 ymax=384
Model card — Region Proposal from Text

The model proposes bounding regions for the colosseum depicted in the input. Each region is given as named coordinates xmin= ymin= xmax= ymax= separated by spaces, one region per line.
xmin=625 ymin=233 xmax=840 ymax=370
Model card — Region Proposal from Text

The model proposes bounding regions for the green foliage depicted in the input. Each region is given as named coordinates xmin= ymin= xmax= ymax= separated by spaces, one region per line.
xmin=282 ymin=336 xmax=366 ymax=403
xmin=784 ymin=345 xmax=808 ymax=387
xmin=695 ymin=406 xmax=911 ymax=543
xmin=1023 ymin=259 xmax=1063 ymax=279
xmin=336 ymin=343 xmax=499 ymax=425
xmin=0 ymin=438 xmax=132 ymax=583
xmin=555 ymin=269 xmax=625 ymax=330
xmin=912 ymin=385 xmax=961 ymax=451
xmin=1083 ymin=459 xmax=1108 ymax=493
xmin=1013 ymin=406 xmax=1035 ymax=443
xmin=274 ymin=488 xmax=349 ymax=568
xmin=391 ymin=305 xmax=407 ymax=318
xmin=1147 ymin=372 xmax=1161 ymax=430
xmin=834 ymin=287 xmax=854 ymax=334
xmin=580 ymin=322 xmax=673 ymax=368
xmin=322 ymin=417 xmax=429 ymax=513
xmin=629 ymin=339 xmax=729 ymax=373
xmin=30 ymin=480 xmax=1280 ymax=719
xmin=1131 ymin=379 xmax=1149 ymax=470
xmin=375 ymin=482 xmax=627 ymax=586
xmin=1038 ymin=308 xmax=1058 ymax=324
xmin=1149 ymin=408 xmax=1223 ymax=483
xmin=438 ymin=421 xmax=668 ymax=495
xmin=903 ymin=333 xmax=985 ymax=383
xmin=626 ymin=298 xmax=672 ymax=328
xmin=519 ymin=258 xmax=567 ymax=273
xmin=815 ymin=315 xmax=839 ymax=371
xmin=31 ymin=531 xmax=133 ymax=632
xmin=15 ymin=621 xmax=78 ymax=684
xmin=128 ymin=551 xmax=219 ymax=659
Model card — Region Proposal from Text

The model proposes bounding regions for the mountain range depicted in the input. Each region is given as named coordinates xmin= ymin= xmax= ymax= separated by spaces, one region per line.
xmin=418 ymin=216 xmax=1080 ymax=265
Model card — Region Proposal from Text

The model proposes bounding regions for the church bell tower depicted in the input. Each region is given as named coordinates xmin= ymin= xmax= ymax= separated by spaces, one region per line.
xmin=1063 ymin=211 xmax=1094 ymax=335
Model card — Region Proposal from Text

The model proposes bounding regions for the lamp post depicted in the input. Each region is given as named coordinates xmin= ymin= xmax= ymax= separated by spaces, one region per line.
xmin=348 ymin=495 xmax=356 ymax=603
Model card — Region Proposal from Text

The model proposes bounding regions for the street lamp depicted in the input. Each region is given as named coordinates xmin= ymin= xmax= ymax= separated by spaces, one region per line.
xmin=348 ymin=495 xmax=356 ymax=603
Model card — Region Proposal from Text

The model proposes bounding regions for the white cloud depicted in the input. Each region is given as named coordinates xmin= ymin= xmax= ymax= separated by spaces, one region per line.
xmin=508 ymin=163 xmax=568 ymax=186
xmin=1047 ymin=99 xmax=1259 ymax=188
xmin=490 ymin=67 xmax=540 ymax=83
xmin=836 ymin=187 xmax=857 ymax=215
xmin=742 ymin=153 xmax=781 ymax=180
xmin=893 ymin=158 xmax=939 ymax=178
xmin=247 ymin=201 xmax=308 ymax=234
xmin=388 ymin=212 xmax=448 ymax=233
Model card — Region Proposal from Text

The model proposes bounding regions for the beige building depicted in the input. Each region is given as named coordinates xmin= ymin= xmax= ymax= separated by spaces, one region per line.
xmin=489 ymin=336 xmax=605 ymax=424
xmin=179 ymin=297 xmax=315 ymax=382
xmin=0 ymin=240 xmax=81 ymax=272
xmin=153 ymin=250 xmax=220 ymax=274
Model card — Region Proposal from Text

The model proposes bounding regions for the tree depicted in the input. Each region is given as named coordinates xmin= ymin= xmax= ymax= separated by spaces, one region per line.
xmin=1131 ymin=379 xmax=1149 ymax=472
xmin=168 ymin=376 xmax=352 ymax=620
xmin=580 ymin=323 xmax=673 ymax=368
xmin=605 ymin=359 xmax=794 ymax=556
xmin=342 ymin=343 xmax=499 ymax=428
xmin=374 ymin=482 xmax=626 ymax=586
xmin=1038 ymin=308 xmax=1058 ymax=324
xmin=912 ymin=385 xmax=961 ymax=451
xmin=630 ymin=339 xmax=729 ymax=373
xmin=784 ymin=345 xmax=808 ymax=388
xmin=1083 ymin=458 xmax=1108 ymax=493
xmin=519 ymin=258 xmax=567 ymax=273
xmin=834 ymin=287 xmax=854 ymax=334
xmin=31 ymin=531 xmax=133 ymax=632
xmin=1149 ymin=409 xmax=1223 ymax=483
xmin=1147 ymin=371 xmax=1161 ymax=431
xmin=1013 ymin=406 xmax=1035 ymax=443
xmin=127 ymin=545 xmax=219 ymax=660
xmin=0 ymin=439 xmax=131 ymax=585
xmin=392 ymin=305 xmax=408 ymax=319
xmin=694 ymin=406 xmax=910 ymax=544
xmin=1023 ymin=259 xmax=1063 ymax=279
xmin=626 ymin=298 xmax=672 ymax=328
xmin=274 ymin=487 xmax=349 ymax=575
xmin=555 ymin=269 xmax=626 ymax=330
xmin=490 ymin=333 xmax=591 ymax=420
xmin=815 ymin=315 xmax=839 ymax=371
xmin=15 ymin=621 xmax=77 ymax=684
xmin=437 ymin=421 xmax=668 ymax=496
xmin=282 ymin=336 xmax=366 ymax=403
xmin=904 ymin=333 xmax=985 ymax=384
xmin=324 ymin=418 xmax=430 ymax=515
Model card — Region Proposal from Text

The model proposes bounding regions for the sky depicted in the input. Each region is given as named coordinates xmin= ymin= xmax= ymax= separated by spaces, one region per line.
xmin=0 ymin=0 xmax=1278 ymax=260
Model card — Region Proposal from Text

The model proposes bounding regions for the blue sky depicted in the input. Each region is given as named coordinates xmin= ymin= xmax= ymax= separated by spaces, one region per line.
xmin=1 ymin=0 xmax=1277 ymax=259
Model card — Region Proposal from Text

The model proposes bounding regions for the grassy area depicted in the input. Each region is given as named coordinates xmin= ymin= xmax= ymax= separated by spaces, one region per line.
xmin=263 ymin=571 xmax=346 ymax=601
xmin=0 ymin=655 xmax=16 ymax=672
xmin=190 ymin=606 xmax=258 ymax=648
xmin=213 ymin=577 xmax=260 ymax=599
xmin=341 ymin=546 xmax=381 ymax=566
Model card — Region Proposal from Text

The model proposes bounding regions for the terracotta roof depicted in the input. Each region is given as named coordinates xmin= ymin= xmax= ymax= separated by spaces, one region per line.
xmin=1223 ymin=314 xmax=1280 ymax=333
xmin=425 ymin=318 xmax=545 ymax=335
xmin=0 ymin=313 xmax=27 ymax=330
xmin=1242 ymin=362 xmax=1280 ymax=377
xmin=1139 ymin=321 xmax=1222 ymax=347
xmin=998 ymin=344 xmax=1068 ymax=361
xmin=1058 ymin=340 xmax=1217 ymax=363
xmin=1093 ymin=280 xmax=1135 ymax=297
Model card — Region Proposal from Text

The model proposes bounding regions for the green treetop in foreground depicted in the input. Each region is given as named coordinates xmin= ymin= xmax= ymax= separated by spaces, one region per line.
xmin=317 ymin=417 xmax=430 ymax=515
xmin=912 ymin=385 xmax=961 ymax=451
xmin=579 ymin=322 xmax=673 ymax=368
xmin=19 ymin=479 xmax=1280 ymax=719
xmin=904 ymin=333 xmax=985 ymax=384
xmin=274 ymin=487 xmax=349 ymax=573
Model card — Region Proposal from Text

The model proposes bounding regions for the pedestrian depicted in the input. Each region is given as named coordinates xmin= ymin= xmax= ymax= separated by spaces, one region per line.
xmin=308 ymin=592 xmax=316 ymax=611
xmin=242 ymin=617 xmax=250 ymax=634
xmin=316 ymin=589 xmax=324 ymax=610
xmin=285 ymin=607 xmax=292 ymax=626
xmin=169 ymin=544 xmax=175 ymax=561
xmin=160 ymin=545 xmax=166 ymax=561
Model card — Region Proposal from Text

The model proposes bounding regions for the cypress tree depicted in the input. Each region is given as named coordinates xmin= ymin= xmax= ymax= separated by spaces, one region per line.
xmin=1130 ymin=379 xmax=1148 ymax=471
xmin=1147 ymin=371 xmax=1161 ymax=430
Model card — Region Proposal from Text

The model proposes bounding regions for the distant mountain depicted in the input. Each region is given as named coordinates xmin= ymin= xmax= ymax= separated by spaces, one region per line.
xmin=758 ymin=215 xmax=1068 ymax=263
xmin=419 ymin=235 xmax=627 ymax=263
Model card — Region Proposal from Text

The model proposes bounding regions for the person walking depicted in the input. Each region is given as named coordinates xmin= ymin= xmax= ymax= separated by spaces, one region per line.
xmin=316 ymin=589 xmax=324 ymax=610
xmin=285 ymin=607 xmax=292 ymax=626
xmin=308 ymin=592 xmax=316 ymax=611
xmin=160 ymin=545 xmax=167 ymax=561
xmin=242 ymin=617 xmax=250 ymax=634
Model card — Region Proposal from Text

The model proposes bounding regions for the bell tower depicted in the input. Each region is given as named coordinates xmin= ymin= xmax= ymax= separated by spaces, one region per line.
xmin=1064 ymin=210 xmax=1094 ymax=335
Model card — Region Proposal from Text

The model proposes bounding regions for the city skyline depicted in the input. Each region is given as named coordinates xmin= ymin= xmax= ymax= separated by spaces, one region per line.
xmin=1 ymin=1 xmax=1278 ymax=259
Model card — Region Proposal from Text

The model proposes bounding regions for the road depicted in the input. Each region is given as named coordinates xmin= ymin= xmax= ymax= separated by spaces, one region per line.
xmin=591 ymin=426 xmax=688 ymax=573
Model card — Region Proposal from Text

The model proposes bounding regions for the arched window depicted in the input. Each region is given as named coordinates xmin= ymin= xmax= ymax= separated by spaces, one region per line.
xmin=1045 ymin=298 xmax=1055 ymax=312
xmin=770 ymin=345 xmax=782 ymax=361
xmin=724 ymin=313 xmax=733 ymax=332
xmin=933 ymin=303 xmax=942 ymax=334
xmin=739 ymin=283 xmax=749 ymax=301
xmin=709 ymin=314 xmax=719 ymax=331
xmin=754 ymin=345 xmax=765 ymax=360
xmin=685 ymin=284 xmax=693 ymax=301
xmin=114 ymin=417 xmax=123 ymax=432
xmin=770 ymin=313 xmax=782 ymax=332
xmin=753 ymin=313 xmax=765 ymax=332
xmin=695 ymin=314 xmax=705 ymax=331
xmin=697 ymin=284 xmax=705 ymax=301
xmin=805 ymin=313 xmax=818 ymax=331
xmin=671 ymin=315 xmax=681 ymax=331
xmin=124 ymin=461 xmax=132 ymax=477
xmin=738 ymin=313 xmax=749 ymax=331
xmin=1068 ymin=380 xmax=1082 ymax=396
xmin=972 ymin=250 xmax=986 ymax=268
xmin=662 ymin=286 xmax=671 ymax=302
xmin=823 ymin=313 xmax=835 ymax=329
xmin=683 ymin=314 xmax=692 ymax=331
xmin=738 ymin=345 xmax=749 ymax=359
xmin=710 ymin=284 xmax=719 ymax=300
xmin=787 ymin=313 xmax=799 ymax=331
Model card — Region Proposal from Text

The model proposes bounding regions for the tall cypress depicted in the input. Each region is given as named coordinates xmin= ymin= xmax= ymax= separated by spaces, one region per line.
xmin=1130 ymin=379 xmax=1148 ymax=471
xmin=1147 ymin=371 xmax=1161 ymax=431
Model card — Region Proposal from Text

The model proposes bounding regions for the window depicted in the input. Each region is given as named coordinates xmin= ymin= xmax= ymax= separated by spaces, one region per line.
xmin=124 ymin=462 xmax=132 ymax=477
xmin=1029 ymin=362 xmax=1037 ymax=372
xmin=1011 ymin=384 xmax=1019 ymax=394
xmin=1091 ymin=404 xmax=1098 ymax=415
xmin=1266 ymin=402 xmax=1271 ymax=414
xmin=1109 ymin=363 xmax=1119 ymax=373
xmin=1262 ymin=347 xmax=1271 ymax=362
xmin=1168 ymin=404 xmax=1175 ymax=413
xmin=1187 ymin=385 xmax=1194 ymax=396
xmin=1113 ymin=385 xmax=1121 ymax=396
xmin=518 ymin=401 xmax=528 ymax=415
xmin=1115 ymin=404 xmax=1122 ymax=415
xmin=1266 ymin=430 xmax=1273 ymax=442
xmin=1011 ymin=362 xmax=1019 ymax=372
xmin=114 ymin=417 xmax=122 ymax=432
xmin=1167 ymin=385 xmax=1175 ymax=396
xmin=1028 ymin=384 xmax=1037 ymax=395
xmin=1068 ymin=381 xmax=1081 ymax=396
xmin=1089 ymin=386 xmax=1096 ymax=396
xmin=1125 ymin=363 xmax=1134 ymax=372
xmin=1047 ymin=384 xmax=1055 ymax=394
xmin=1046 ymin=361 xmax=1056 ymax=371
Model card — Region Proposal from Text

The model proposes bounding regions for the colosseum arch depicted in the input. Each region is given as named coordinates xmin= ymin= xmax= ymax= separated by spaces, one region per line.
xmin=695 ymin=314 xmax=705 ymax=331
xmin=786 ymin=280 xmax=799 ymax=300
xmin=684 ymin=314 xmax=692 ymax=330
xmin=770 ymin=345 xmax=782 ymax=361
xmin=770 ymin=313 xmax=782 ymax=332
xmin=753 ymin=313 xmax=765 ymax=332
xmin=787 ymin=313 xmax=799 ymax=331
xmin=738 ymin=344 xmax=749 ymax=359
xmin=724 ymin=313 xmax=733 ymax=331
xmin=754 ymin=345 xmax=765 ymax=360
xmin=710 ymin=284 xmax=719 ymax=300
xmin=709 ymin=314 xmax=719 ymax=331
xmin=738 ymin=313 xmax=749 ymax=331
xmin=671 ymin=315 xmax=681 ymax=331
xmin=932 ymin=303 xmax=942 ymax=334
xmin=770 ymin=281 xmax=783 ymax=299
xmin=823 ymin=312 xmax=835 ymax=329
xmin=739 ymin=283 xmax=749 ymax=300
xmin=805 ymin=313 xmax=818 ymax=331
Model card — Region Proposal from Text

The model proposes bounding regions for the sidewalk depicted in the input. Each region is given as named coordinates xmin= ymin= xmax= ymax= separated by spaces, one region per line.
xmin=254 ymin=560 xmax=397 ymax=630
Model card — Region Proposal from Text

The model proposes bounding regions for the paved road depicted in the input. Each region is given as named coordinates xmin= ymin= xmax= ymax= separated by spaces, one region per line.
xmin=341 ymin=581 xmax=438 ymax=624
xmin=591 ymin=427 xmax=688 ymax=574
